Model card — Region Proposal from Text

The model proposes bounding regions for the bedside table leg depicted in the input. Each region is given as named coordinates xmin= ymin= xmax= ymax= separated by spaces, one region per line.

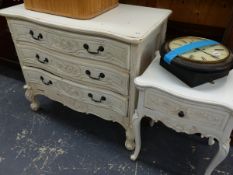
xmin=130 ymin=111 xmax=142 ymax=161
xmin=24 ymin=85 xmax=40 ymax=111
xmin=205 ymin=140 xmax=230 ymax=175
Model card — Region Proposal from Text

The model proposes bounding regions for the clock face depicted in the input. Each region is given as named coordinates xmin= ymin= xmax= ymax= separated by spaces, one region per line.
xmin=168 ymin=36 xmax=230 ymax=63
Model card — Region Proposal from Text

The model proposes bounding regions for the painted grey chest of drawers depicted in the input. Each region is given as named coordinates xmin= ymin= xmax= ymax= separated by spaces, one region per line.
xmin=0 ymin=4 xmax=171 ymax=149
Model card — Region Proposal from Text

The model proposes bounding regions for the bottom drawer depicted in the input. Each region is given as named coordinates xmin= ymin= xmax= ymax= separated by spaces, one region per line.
xmin=22 ymin=66 xmax=128 ymax=119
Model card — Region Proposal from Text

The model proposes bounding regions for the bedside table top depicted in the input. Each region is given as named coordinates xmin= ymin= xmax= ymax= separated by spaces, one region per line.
xmin=135 ymin=55 xmax=233 ymax=110
xmin=0 ymin=4 xmax=171 ymax=44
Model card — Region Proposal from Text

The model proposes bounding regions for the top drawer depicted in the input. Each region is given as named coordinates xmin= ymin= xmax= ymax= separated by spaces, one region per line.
xmin=144 ymin=88 xmax=230 ymax=132
xmin=8 ymin=19 xmax=130 ymax=70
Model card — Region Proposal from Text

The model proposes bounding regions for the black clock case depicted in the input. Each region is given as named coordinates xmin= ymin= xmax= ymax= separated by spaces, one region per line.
xmin=160 ymin=43 xmax=233 ymax=87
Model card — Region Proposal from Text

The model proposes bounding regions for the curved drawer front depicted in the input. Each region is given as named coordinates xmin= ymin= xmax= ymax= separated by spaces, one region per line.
xmin=8 ymin=19 xmax=130 ymax=70
xmin=23 ymin=67 xmax=128 ymax=117
xmin=17 ymin=45 xmax=129 ymax=96
xmin=144 ymin=88 xmax=230 ymax=132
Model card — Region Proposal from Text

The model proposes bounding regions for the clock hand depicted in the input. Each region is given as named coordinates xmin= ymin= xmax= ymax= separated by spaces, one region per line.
xmin=195 ymin=48 xmax=219 ymax=59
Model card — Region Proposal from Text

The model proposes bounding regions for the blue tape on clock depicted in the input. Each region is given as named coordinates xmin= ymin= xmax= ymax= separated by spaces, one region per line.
xmin=164 ymin=39 xmax=219 ymax=64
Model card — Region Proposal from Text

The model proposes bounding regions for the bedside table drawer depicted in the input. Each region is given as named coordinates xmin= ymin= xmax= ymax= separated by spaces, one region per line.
xmin=8 ymin=19 xmax=130 ymax=69
xmin=17 ymin=44 xmax=129 ymax=96
xmin=23 ymin=67 xmax=128 ymax=117
xmin=144 ymin=88 xmax=230 ymax=131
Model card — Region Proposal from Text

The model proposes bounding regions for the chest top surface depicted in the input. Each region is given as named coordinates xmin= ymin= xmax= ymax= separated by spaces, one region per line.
xmin=135 ymin=55 xmax=233 ymax=110
xmin=0 ymin=4 xmax=171 ymax=43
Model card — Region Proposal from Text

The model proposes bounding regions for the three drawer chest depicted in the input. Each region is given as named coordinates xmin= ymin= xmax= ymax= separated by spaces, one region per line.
xmin=0 ymin=4 xmax=171 ymax=149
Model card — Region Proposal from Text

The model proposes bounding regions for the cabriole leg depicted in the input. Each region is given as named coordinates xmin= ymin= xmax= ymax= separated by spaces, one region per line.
xmin=125 ymin=127 xmax=135 ymax=151
xmin=130 ymin=111 xmax=143 ymax=161
xmin=24 ymin=85 xmax=40 ymax=111
xmin=205 ymin=140 xmax=230 ymax=175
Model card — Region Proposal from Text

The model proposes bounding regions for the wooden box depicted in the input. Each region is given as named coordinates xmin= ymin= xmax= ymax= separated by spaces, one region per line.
xmin=24 ymin=0 xmax=119 ymax=19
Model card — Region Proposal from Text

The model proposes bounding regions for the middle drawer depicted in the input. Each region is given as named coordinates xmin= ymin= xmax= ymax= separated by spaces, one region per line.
xmin=17 ymin=44 xmax=129 ymax=96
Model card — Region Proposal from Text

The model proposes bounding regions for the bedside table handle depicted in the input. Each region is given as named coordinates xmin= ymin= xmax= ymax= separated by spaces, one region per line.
xmin=178 ymin=111 xmax=185 ymax=118
xmin=83 ymin=44 xmax=104 ymax=54
xmin=29 ymin=30 xmax=43 ymax=41
xmin=40 ymin=76 xmax=53 ymax=86
xmin=36 ymin=54 xmax=49 ymax=64
xmin=88 ymin=93 xmax=106 ymax=103
xmin=85 ymin=70 xmax=105 ymax=80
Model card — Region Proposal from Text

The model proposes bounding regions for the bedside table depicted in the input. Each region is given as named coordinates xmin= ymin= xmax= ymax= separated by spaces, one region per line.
xmin=0 ymin=4 xmax=171 ymax=150
xmin=131 ymin=53 xmax=233 ymax=175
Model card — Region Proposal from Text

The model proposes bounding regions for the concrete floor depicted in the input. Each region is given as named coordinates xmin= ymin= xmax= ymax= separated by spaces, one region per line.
xmin=0 ymin=64 xmax=233 ymax=175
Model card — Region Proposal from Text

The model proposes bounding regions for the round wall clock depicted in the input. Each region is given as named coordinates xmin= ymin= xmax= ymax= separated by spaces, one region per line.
xmin=160 ymin=36 xmax=233 ymax=87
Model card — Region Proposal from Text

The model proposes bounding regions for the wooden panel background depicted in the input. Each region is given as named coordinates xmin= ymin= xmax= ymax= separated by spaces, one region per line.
xmin=223 ymin=14 xmax=233 ymax=51
xmin=119 ymin=0 xmax=233 ymax=28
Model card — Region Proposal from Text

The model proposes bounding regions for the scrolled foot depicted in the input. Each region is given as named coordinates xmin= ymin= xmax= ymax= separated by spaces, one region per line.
xmin=125 ymin=139 xmax=135 ymax=151
xmin=130 ymin=154 xmax=137 ymax=161
xmin=30 ymin=101 xmax=40 ymax=111
xmin=125 ymin=128 xmax=135 ymax=150
xmin=24 ymin=85 xmax=40 ymax=111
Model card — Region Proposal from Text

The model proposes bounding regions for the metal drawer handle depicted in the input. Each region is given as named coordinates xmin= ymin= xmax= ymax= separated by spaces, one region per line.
xmin=178 ymin=111 xmax=185 ymax=118
xmin=83 ymin=44 xmax=104 ymax=54
xmin=85 ymin=70 xmax=105 ymax=80
xmin=36 ymin=54 xmax=49 ymax=64
xmin=29 ymin=30 xmax=43 ymax=41
xmin=40 ymin=76 xmax=53 ymax=86
xmin=88 ymin=93 xmax=106 ymax=103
